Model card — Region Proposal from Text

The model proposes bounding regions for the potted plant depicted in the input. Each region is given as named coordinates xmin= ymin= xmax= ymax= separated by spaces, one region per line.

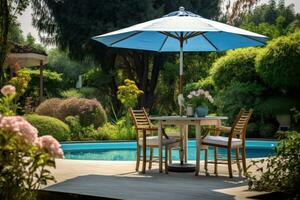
xmin=186 ymin=89 xmax=214 ymax=117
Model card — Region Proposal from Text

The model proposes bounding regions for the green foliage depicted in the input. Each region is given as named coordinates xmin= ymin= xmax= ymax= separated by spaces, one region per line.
xmin=65 ymin=116 xmax=82 ymax=140
xmin=240 ymin=22 xmax=281 ymax=39
xmin=96 ymin=119 xmax=136 ymax=141
xmin=211 ymin=48 xmax=260 ymax=90
xmin=25 ymin=114 xmax=70 ymax=141
xmin=60 ymin=88 xmax=82 ymax=98
xmin=117 ymin=79 xmax=143 ymax=109
xmin=258 ymin=123 xmax=278 ymax=138
xmin=47 ymin=49 xmax=95 ymax=89
xmin=8 ymin=69 xmax=31 ymax=99
xmin=214 ymin=82 xmax=264 ymax=123
xmin=60 ymin=87 xmax=101 ymax=99
xmin=257 ymin=96 xmax=300 ymax=116
xmin=247 ymin=131 xmax=300 ymax=199
xmin=184 ymin=77 xmax=215 ymax=96
xmin=0 ymin=128 xmax=56 ymax=200
xmin=255 ymin=31 xmax=300 ymax=90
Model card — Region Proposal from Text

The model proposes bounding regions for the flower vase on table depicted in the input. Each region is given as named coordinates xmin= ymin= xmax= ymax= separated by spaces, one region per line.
xmin=195 ymin=106 xmax=209 ymax=117
xmin=186 ymin=89 xmax=214 ymax=117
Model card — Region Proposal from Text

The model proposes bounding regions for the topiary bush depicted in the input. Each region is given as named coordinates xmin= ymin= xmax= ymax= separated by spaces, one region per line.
xmin=211 ymin=47 xmax=260 ymax=90
xmin=58 ymin=97 xmax=107 ymax=128
xmin=25 ymin=114 xmax=70 ymax=141
xmin=256 ymin=31 xmax=300 ymax=90
xmin=35 ymin=97 xmax=107 ymax=128
xmin=35 ymin=98 xmax=64 ymax=118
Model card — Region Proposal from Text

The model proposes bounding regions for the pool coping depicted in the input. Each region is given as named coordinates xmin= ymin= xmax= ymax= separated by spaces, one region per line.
xmin=60 ymin=138 xmax=277 ymax=144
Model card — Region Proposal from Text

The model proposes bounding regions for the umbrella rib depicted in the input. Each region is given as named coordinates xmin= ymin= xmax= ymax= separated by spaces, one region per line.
xmin=158 ymin=35 xmax=168 ymax=52
xmin=159 ymin=31 xmax=180 ymax=40
xmin=201 ymin=33 xmax=219 ymax=51
xmin=110 ymin=31 xmax=142 ymax=46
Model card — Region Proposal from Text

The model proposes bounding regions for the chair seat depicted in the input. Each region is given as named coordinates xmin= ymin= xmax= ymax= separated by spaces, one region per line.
xmin=138 ymin=136 xmax=177 ymax=146
xmin=202 ymin=136 xmax=242 ymax=147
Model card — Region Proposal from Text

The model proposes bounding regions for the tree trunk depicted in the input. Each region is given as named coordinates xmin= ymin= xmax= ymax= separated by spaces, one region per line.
xmin=100 ymin=49 xmax=121 ymax=114
xmin=128 ymin=52 xmax=164 ymax=110
xmin=0 ymin=0 xmax=10 ymax=86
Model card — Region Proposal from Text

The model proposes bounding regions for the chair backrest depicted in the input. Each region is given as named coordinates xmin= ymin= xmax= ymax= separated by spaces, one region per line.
xmin=230 ymin=109 xmax=254 ymax=142
xmin=130 ymin=107 xmax=152 ymax=130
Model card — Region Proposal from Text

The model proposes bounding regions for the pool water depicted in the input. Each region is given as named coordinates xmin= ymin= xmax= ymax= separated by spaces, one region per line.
xmin=61 ymin=140 xmax=277 ymax=161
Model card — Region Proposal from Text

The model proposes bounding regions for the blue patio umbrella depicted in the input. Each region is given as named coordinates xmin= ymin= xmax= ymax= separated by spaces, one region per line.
xmin=92 ymin=6 xmax=268 ymax=114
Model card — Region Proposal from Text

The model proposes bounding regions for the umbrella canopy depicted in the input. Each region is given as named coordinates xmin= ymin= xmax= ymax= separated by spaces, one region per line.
xmin=92 ymin=6 xmax=268 ymax=113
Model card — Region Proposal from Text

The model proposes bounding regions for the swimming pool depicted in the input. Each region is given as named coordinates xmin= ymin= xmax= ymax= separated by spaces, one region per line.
xmin=61 ymin=140 xmax=277 ymax=161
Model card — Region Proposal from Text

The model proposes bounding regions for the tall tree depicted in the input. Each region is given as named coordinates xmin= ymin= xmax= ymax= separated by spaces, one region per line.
xmin=0 ymin=0 xmax=29 ymax=85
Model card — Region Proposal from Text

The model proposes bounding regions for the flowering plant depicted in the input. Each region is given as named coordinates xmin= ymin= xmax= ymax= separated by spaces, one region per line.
xmin=0 ymin=115 xmax=64 ymax=200
xmin=0 ymin=85 xmax=18 ymax=115
xmin=186 ymin=89 xmax=214 ymax=107
xmin=0 ymin=86 xmax=63 ymax=200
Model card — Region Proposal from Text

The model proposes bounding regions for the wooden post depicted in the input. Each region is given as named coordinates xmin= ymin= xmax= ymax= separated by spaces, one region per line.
xmin=39 ymin=60 xmax=44 ymax=102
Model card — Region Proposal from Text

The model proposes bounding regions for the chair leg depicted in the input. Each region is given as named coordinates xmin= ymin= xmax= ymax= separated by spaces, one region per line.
xmin=142 ymin=132 xmax=146 ymax=174
xmin=165 ymin=145 xmax=168 ymax=174
xmin=214 ymin=147 xmax=218 ymax=176
xmin=195 ymin=141 xmax=200 ymax=176
xmin=205 ymin=148 xmax=208 ymax=175
xmin=169 ymin=148 xmax=172 ymax=164
xmin=235 ymin=148 xmax=242 ymax=176
xmin=242 ymin=146 xmax=247 ymax=173
xmin=227 ymin=148 xmax=233 ymax=178
xmin=149 ymin=147 xmax=153 ymax=170
xmin=136 ymin=145 xmax=140 ymax=172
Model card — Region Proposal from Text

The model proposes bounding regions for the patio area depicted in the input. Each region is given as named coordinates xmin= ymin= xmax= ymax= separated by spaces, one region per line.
xmin=41 ymin=159 xmax=268 ymax=200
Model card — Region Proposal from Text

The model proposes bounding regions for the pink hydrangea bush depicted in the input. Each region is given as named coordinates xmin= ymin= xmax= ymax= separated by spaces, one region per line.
xmin=0 ymin=115 xmax=64 ymax=200
xmin=0 ymin=115 xmax=64 ymax=158
xmin=37 ymin=136 xmax=64 ymax=158
xmin=0 ymin=116 xmax=38 ymax=144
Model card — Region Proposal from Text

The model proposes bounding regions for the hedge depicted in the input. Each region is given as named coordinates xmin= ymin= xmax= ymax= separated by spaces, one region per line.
xmin=211 ymin=47 xmax=260 ymax=90
xmin=256 ymin=31 xmax=300 ymax=90
xmin=25 ymin=114 xmax=70 ymax=141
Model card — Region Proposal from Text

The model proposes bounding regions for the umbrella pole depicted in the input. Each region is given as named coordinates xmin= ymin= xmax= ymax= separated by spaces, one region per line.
xmin=179 ymin=36 xmax=183 ymax=116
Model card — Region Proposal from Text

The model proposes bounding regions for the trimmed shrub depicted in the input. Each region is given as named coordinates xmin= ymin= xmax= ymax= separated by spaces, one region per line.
xmin=35 ymin=97 xmax=107 ymax=128
xmin=211 ymin=47 xmax=260 ymax=90
xmin=35 ymin=98 xmax=64 ymax=118
xmin=25 ymin=114 xmax=70 ymax=141
xmin=58 ymin=97 xmax=107 ymax=128
xmin=256 ymin=31 xmax=300 ymax=90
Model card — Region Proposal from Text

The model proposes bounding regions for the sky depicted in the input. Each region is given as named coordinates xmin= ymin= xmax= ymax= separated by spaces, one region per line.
xmin=17 ymin=0 xmax=300 ymax=45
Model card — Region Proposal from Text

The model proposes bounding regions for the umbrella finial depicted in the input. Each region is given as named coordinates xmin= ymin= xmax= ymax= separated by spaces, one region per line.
xmin=179 ymin=6 xmax=185 ymax=12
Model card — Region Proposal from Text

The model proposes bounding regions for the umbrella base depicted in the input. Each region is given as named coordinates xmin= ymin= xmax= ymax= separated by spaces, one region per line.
xmin=168 ymin=163 xmax=196 ymax=172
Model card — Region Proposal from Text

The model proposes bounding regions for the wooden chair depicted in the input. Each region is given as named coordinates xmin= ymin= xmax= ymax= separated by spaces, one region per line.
xmin=130 ymin=108 xmax=181 ymax=174
xmin=196 ymin=109 xmax=253 ymax=178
